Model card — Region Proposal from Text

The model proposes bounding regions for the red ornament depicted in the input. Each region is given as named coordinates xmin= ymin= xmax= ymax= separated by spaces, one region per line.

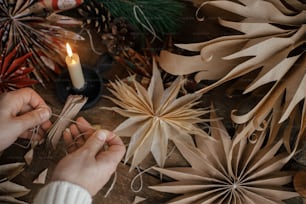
xmin=0 ymin=46 xmax=37 ymax=93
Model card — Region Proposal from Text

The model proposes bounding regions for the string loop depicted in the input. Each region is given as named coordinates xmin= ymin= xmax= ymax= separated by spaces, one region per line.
xmin=131 ymin=166 xmax=153 ymax=193
xmin=195 ymin=2 xmax=210 ymax=21
xmin=133 ymin=5 xmax=162 ymax=43
xmin=130 ymin=145 xmax=176 ymax=192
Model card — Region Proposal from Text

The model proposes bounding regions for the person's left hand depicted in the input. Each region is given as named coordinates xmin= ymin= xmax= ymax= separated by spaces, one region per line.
xmin=0 ymin=88 xmax=52 ymax=151
xmin=52 ymin=117 xmax=126 ymax=196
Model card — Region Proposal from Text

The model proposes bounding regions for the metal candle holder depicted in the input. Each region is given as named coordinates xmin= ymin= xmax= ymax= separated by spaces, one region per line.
xmin=55 ymin=54 xmax=113 ymax=110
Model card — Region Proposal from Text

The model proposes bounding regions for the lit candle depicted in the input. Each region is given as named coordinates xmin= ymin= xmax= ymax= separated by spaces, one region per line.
xmin=65 ymin=43 xmax=85 ymax=89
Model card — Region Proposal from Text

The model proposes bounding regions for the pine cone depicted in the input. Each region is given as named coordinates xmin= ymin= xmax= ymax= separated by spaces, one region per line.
xmin=78 ymin=0 xmax=136 ymax=56
xmin=78 ymin=0 xmax=112 ymax=33
xmin=101 ymin=17 xmax=136 ymax=56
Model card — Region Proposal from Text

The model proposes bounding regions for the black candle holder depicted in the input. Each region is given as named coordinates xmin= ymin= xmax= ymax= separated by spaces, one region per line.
xmin=55 ymin=54 xmax=113 ymax=110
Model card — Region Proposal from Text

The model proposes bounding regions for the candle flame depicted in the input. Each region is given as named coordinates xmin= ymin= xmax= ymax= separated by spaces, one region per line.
xmin=66 ymin=43 xmax=73 ymax=57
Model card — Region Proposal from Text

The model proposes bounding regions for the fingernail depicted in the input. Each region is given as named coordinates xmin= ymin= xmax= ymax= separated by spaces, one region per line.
xmin=96 ymin=130 xmax=107 ymax=141
xmin=38 ymin=108 xmax=51 ymax=121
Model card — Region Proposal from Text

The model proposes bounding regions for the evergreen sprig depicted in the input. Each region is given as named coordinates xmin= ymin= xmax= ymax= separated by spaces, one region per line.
xmin=94 ymin=0 xmax=185 ymax=35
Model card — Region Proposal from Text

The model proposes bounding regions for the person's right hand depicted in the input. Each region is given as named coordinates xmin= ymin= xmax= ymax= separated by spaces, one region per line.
xmin=51 ymin=117 xmax=126 ymax=196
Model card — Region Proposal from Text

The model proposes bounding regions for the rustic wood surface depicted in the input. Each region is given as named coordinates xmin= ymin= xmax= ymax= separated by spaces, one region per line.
xmin=1 ymin=2 xmax=305 ymax=204
xmin=2 ymin=62 xmax=304 ymax=204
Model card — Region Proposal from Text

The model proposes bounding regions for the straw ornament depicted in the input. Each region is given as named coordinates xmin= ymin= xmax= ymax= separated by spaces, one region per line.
xmin=151 ymin=109 xmax=299 ymax=204
xmin=103 ymin=59 xmax=212 ymax=169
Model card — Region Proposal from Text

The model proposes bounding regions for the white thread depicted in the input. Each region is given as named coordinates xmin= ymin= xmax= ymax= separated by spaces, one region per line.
xmin=71 ymin=28 xmax=104 ymax=55
xmin=199 ymin=122 xmax=211 ymax=135
xmin=65 ymin=132 xmax=89 ymax=151
xmin=13 ymin=125 xmax=40 ymax=149
xmin=131 ymin=166 xmax=152 ymax=193
xmin=195 ymin=2 xmax=210 ymax=21
xmin=133 ymin=5 xmax=162 ymax=43
xmin=104 ymin=171 xmax=118 ymax=197
xmin=51 ymin=113 xmax=96 ymax=131
xmin=86 ymin=29 xmax=104 ymax=55
xmin=14 ymin=111 xmax=87 ymax=149
xmin=130 ymin=145 xmax=176 ymax=192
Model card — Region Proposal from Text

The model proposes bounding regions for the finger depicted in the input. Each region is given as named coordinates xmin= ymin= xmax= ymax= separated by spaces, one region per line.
xmin=75 ymin=117 xmax=95 ymax=139
xmin=8 ymin=88 xmax=50 ymax=116
xmin=63 ymin=128 xmax=74 ymax=146
xmin=81 ymin=130 xmax=110 ymax=155
xmin=13 ymin=107 xmax=51 ymax=135
xmin=63 ymin=128 xmax=86 ymax=151
xmin=18 ymin=127 xmax=43 ymax=142
xmin=106 ymin=133 xmax=125 ymax=147
xmin=69 ymin=124 xmax=89 ymax=150
xmin=19 ymin=121 xmax=51 ymax=139
xmin=41 ymin=120 xmax=52 ymax=131
xmin=19 ymin=88 xmax=46 ymax=107
xmin=71 ymin=124 xmax=86 ymax=145
xmin=32 ymin=127 xmax=44 ymax=142
xmin=33 ymin=123 xmax=51 ymax=142
xmin=19 ymin=129 xmax=32 ymax=139
xmin=63 ymin=129 xmax=77 ymax=153
xmin=75 ymin=117 xmax=92 ymax=131
xmin=18 ymin=104 xmax=32 ymax=115
xmin=70 ymin=124 xmax=80 ymax=137
xmin=66 ymin=143 xmax=78 ymax=153
xmin=96 ymin=134 xmax=125 ymax=164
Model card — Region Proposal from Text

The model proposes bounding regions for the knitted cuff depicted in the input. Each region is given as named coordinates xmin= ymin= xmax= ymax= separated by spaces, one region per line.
xmin=33 ymin=181 xmax=92 ymax=204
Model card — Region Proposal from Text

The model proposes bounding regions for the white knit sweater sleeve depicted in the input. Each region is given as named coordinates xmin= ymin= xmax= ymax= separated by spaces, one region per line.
xmin=33 ymin=181 xmax=92 ymax=204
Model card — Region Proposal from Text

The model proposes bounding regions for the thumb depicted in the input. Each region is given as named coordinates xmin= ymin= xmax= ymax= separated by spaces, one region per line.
xmin=82 ymin=130 xmax=110 ymax=155
xmin=14 ymin=107 xmax=51 ymax=130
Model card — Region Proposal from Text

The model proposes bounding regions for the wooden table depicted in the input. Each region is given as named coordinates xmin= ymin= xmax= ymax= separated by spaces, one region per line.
xmin=3 ymin=68 xmax=303 ymax=204
xmin=1 ymin=3 xmax=305 ymax=203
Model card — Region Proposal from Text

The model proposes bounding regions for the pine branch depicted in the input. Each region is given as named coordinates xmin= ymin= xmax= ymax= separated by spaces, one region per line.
xmin=94 ymin=0 xmax=185 ymax=35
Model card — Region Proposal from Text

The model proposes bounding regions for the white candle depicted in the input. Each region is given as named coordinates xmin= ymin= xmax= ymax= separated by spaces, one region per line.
xmin=65 ymin=43 xmax=85 ymax=89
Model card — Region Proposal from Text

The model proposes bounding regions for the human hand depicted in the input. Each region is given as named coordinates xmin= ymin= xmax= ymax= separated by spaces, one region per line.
xmin=51 ymin=117 xmax=126 ymax=196
xmin=0 ymin=88 xmax=52 ymax=151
